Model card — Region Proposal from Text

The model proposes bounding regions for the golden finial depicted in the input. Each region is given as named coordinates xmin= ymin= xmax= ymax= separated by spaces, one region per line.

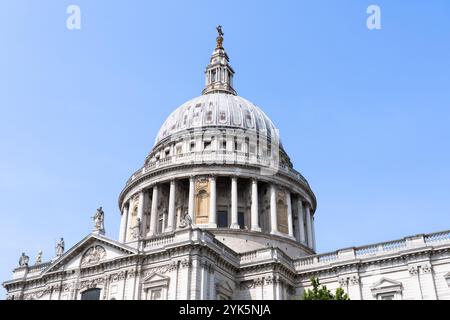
xmin=216 ymin=25 xmax=224 ymax=49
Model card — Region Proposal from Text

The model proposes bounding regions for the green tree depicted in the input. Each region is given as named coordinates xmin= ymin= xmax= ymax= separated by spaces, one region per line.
xmin=301 ymin=277 xmax=350 ymax=300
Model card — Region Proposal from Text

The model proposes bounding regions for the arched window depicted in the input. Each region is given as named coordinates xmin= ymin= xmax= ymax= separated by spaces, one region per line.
xmin=81 ymin=288 xmax=101 ymax=300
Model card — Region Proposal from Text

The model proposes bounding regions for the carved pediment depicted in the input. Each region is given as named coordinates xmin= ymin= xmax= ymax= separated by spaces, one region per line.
xmin=216 ymin=281 xmax=233 ymax=297
xmin=81 ymin=245 xmax=107 ymax=266
xmin=41 ymin=234 xmax=138 ymax=275
xmin=445 ymin=272 xmax=450 ymax=286
xmin=142 ymin=273 xmax=169 ymax=289
xmin=371 ymin=278 xmax=403 ymax=296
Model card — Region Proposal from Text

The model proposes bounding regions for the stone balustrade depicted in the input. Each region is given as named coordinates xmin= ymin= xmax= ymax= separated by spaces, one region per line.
xmin=125 ymin=150 xmax=309 ymax=186
xmin=293 ymin=229 xmax=450 ymax=271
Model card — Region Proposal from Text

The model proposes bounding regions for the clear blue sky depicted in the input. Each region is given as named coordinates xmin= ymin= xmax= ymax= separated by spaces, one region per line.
xmin=1 ymin=1 xmax=450 ymax=296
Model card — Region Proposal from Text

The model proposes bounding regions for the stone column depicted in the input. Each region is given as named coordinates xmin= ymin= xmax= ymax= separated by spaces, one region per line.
xmin=230 ymin=176 xmax=239 ymax=229
xmin=408 ymin=265 xmax=423 ymax=300
xmin=311 ymin=214 xmax=317 ymax=252
xmin=148 ymin=185 xmax=159 ymax=236
xmin=119 ymin=203 xmax=129 ymax=243
xmin=251 ymin=179 xmax=261 ymax=231
xmin=270 ymin=184 xmax=278 ymax=234
xmin=188 ymin=176 xmax=195 ymax=220
xmin=126 ymin=197 xmax=135 ymax=242
xmin=209 ymin=266 xmax=216 ymax=300
xmin=305 ymin=203 xmax=313 ymax=249
xmin=419 ymin=263 xmax=437 ymax=299
xmin=166 ymin=180 xmax=176 ymax=232
xmin=137 ymin=191 xmax=145 ymax=224
xmin=297 ymin=199 xmax=306 ymax=244
xmin=286 ymin=192 xmax=294 ymax=238
xmin=209 ymin=175 xmax=217 ymax=228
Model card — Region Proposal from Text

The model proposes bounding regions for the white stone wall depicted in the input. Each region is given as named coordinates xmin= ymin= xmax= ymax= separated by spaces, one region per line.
xmin=4 ymin=229 xmax=450 ymax=300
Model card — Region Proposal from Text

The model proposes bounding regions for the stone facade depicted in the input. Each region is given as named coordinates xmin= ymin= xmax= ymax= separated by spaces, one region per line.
xmin=4 ymin=229 xmax=450 ymax=300
xmin=3 ymin=27 xmax=450 ymax=300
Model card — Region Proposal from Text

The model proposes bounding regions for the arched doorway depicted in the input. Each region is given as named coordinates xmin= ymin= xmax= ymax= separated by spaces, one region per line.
xmin=81 ymin=288 xmax=101 ymax=300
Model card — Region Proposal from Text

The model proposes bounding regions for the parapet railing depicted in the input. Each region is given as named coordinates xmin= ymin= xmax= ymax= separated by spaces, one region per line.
xmin=142 ymin=228 xmax=240 ymax=267
xmin=125 ymin=150 xmax=309 ymax=186
xmin=425 ymin=230 xmax=450 ymax=243
xmin=293 ymin=229 xmax=450 ymax=271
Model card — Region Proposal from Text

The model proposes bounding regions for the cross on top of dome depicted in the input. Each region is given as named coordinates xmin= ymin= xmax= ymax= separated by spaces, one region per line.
xmin=202 ymin=26 xmax=237 ymax=96
xmin=216 ymin=25 xmax=224 ymax=49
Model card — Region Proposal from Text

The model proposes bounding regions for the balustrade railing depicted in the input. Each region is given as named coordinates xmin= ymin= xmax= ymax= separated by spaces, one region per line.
xmin=144 ymin=233 xmax=175 ymax=249
xmin=295 ymin=229 xmax=450 ymax=270
xmin=425 ymin=230 xmax=450 ymax=244
xmin=126 ymin=150 xmax=307 ymax=186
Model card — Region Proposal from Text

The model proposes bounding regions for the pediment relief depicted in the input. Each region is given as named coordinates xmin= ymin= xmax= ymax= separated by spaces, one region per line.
xmin=80 ymin=245 xmax=107 ymax=267
xmin=41 ymin=234 xmax=137 ymax=275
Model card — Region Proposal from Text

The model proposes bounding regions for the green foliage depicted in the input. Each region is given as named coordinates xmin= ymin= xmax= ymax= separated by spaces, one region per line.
xmin=301 ymin=277 xmax=350 ymax=300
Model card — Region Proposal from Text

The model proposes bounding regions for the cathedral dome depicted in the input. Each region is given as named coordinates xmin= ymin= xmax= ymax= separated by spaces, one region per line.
xmin=155 ymin=93 xmax=279 ymax=146
xmin=118 ymin=26 xmax=317 ymax=259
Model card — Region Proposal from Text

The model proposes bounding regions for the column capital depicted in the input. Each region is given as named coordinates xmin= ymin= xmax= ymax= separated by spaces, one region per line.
xmin=251 ymin=178 xmax=258 ymax=184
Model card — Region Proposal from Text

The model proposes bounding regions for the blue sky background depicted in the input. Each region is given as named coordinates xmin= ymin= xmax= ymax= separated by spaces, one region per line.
xmin=1 ymin=0 xmax=450 ymax=296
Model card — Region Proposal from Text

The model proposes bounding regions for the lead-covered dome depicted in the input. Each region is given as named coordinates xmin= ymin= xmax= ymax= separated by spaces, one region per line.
xmin=155 ymin=93 xmax=279 ymax=146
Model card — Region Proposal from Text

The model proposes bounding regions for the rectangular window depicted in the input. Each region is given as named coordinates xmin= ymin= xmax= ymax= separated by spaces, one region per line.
xmin=206 ymin=111 xmax=213 ymax=122
xmin=238 ymin=211 xmax=245 ymax=229
xmin=204 ymin=140 xmax=211 ymax=151
xmin=190 ymin=141 xmax=195 ymax=151
xmin=218 ymin=211 xmax=228 ymax=228
xmin=221 ymin=140 xmax=227 ymax=150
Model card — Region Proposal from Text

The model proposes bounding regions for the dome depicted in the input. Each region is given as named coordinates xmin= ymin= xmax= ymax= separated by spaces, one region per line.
xmin=155 ymin=93 xmax=280 ymax=146
xmin=118 ymin=26 xmax=317 ymax=259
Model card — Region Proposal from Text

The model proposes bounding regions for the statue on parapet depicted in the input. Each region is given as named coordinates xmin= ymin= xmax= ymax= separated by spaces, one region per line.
xmin=55 ymin=238 xmax=65 ymax=257
xmin=35 ymin=250 xmax=43 ymax=265
xmin=19 ymin=252 xmax=29 ymax=267
xmin=92 ymin=206 xmax=105 ymax=235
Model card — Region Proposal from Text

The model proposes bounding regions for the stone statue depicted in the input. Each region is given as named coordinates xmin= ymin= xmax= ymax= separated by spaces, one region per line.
xmin=92 ymin=206 xmax=105 ymax=234
xmin=130 ymin=217 xmax=142 ymax=239
xmin=55 ymin=238 xmax=65 ymax=257
xmin=35 ymin=250 xmax=43 ymax=265
xmin=19 ymin=252 xmax=29 ymax=267
xmin=179 ymin=210 xmax=193 ymax=228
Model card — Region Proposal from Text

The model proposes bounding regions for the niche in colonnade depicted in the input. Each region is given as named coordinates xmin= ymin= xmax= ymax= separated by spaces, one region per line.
xmin=276 ymin=189 xmax=289 ymax=234
xmin=194 ymin=176 xmax=210 ymax=224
